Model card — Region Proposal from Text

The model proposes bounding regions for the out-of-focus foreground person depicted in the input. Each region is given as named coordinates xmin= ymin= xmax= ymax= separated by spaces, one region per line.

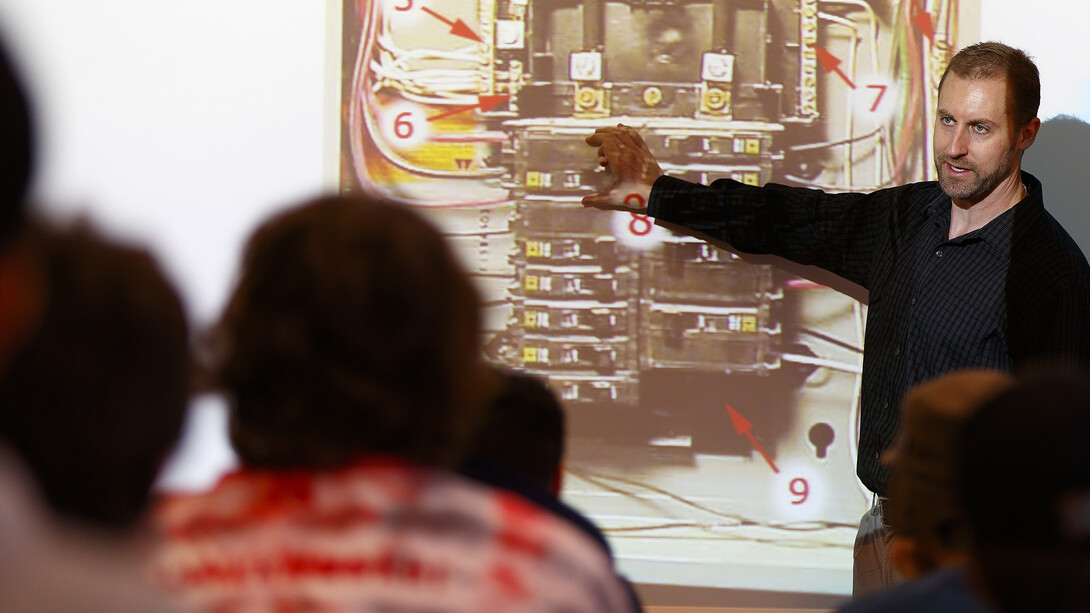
xmin=0 ymin=34 xmax=189 ymax=613
xmin=839 ymin=369 xmax=1013 ymax=613
xmin=461 ymin=368 xmax=568 ymax=495
xmin=152 ymin=195 xmax=637 ymax=612
xmin=957 ymin=368 xmax=1090 ymax=613
xmin=0 ymin=30 xmax=37 ymax=376
xmin=459 ymin=367 xmax=642 ymax=609
xmin=0 ymin=223 xmax=191 ymax=613
xmin=0 ymin=223 xmax=191 ymax=529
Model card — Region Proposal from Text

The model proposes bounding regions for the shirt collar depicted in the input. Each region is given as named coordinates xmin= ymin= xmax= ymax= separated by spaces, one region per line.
xmin=925 ymin=171 xmax=1045 ymax=256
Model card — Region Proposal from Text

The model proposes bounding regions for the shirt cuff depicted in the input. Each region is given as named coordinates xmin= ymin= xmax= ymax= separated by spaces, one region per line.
xmin=648 ymin=175 xmax=694 ymax=220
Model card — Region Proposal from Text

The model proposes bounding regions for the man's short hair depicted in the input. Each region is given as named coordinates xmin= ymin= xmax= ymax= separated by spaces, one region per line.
xmin=216 ymin=195 xmax=492 ymax=470
xmin=939 ymin=41 xmax=1040 ymax=128
xmin=0 ymin=223 xmax=190 ymax=530
xmin=0 ymin=38 xmax=33 ymax=247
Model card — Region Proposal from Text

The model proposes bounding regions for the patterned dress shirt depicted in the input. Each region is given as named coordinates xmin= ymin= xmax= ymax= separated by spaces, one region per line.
xmin=153 ymin=456 xmax=637 ymax=613
xmin=648 ymin=171 xmax=1090 ymax=494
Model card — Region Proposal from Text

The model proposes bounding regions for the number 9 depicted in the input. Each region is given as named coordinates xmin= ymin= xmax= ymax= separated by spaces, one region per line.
xmin=789 ymin=477 xmax=809 ymax=505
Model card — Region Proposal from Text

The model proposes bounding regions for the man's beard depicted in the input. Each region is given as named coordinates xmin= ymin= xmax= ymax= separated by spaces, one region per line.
xmin=934 ymin=147 xmax=1017 ymax=202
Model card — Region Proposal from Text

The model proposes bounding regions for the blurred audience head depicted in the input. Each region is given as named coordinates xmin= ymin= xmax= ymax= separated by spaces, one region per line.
xmin=462 ymin=367 xmax=566 ymax=494
xmin=0 ymin=38 xmax=38 ymax=374
xmin=217 ymin=194 xmax=493 ymax=470
xmin=883 ymin=368 xmax=1013 ymax=578
xmin=0 ymin=222 xmax=190 ymax=531
xmin=0 ymin=36 xmax=33 ymax=247
xmin=957 ymin=366 xmax=1090 ymax=613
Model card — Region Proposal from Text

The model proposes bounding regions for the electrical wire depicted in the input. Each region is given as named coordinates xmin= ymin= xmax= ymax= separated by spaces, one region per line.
xmin=566 ymin=466 xmax=859 ymax=536
xmin=782 ymin=173 xmax=900 ymax=191
xmin=818 ymin=11 xmax=860 ymax=185
xmin=893 ymin=0 xmax=926 ymax=183
xmin=781 ymin=353 xmax=862 ymax=374
xmin=819 ymin=0 xmax=882 ymax=74
xmin=347 ymin=0 xmax=510 ymax=193
xmin=794 ymin=327 xmax=863 ymax=354
xmin=787 ymin=126 xmax=883 ymax=152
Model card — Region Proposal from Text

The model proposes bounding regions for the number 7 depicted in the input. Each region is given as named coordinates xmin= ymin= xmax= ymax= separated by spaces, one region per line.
xmin=866 ymin=84 xmax=887 ymax=112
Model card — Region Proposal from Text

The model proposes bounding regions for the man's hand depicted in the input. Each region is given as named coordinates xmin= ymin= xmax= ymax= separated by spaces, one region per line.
xmin=583 ymin=124 xmax=664 ymax=211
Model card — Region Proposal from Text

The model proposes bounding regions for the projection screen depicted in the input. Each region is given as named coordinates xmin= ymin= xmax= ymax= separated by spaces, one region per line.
xmin=2 ymin=0 xmax=1087 ymax=609
xmin=339 ymin=0 xmax=987 ymax=606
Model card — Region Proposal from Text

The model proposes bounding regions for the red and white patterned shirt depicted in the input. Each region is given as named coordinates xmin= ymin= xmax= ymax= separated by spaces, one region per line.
xmin=153 ymin=457 xmax=634 ymax=612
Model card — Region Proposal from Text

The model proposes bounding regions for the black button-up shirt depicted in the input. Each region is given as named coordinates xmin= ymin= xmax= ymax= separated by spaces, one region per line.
xmin=648 ymin=171 xmax=1090 ymax=494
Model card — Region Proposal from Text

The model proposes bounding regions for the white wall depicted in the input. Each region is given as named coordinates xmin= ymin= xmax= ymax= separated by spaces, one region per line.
xmin=980 ymin=0 xmax=1090 ymax=122
xmin=0 ymin=1 xmax=333 ymax=491
xmin=0 ymin=1 xmax=331 ymax=323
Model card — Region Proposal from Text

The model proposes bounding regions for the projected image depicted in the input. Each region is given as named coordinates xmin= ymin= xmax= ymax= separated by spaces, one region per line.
xmin=340 ymin=0 xmax=973 ymax=599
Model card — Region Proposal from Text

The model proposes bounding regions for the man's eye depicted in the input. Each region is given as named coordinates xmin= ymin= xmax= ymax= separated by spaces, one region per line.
xmin=972 ymin=124 xmax=988 ymax=134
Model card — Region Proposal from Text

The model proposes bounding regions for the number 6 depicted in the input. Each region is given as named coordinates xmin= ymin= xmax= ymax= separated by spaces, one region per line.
xmin=394 ymin=111 xmax=414 ymax=139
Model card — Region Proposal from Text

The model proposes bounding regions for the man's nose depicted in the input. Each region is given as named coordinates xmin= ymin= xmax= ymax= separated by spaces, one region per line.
xmin=945 ymin=127 xmax=969 ymax=157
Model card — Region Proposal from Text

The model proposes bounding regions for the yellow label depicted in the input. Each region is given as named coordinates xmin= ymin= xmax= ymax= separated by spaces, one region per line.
xmin=524 ymin=275 xmax=539 ymax=291
xmin=745 ymin=138 xmax=760 ymax=155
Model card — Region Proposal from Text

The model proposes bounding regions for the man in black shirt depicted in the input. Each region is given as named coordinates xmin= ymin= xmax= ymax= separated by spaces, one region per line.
xmin=582 ymin=41 xmax=1090 ymax=596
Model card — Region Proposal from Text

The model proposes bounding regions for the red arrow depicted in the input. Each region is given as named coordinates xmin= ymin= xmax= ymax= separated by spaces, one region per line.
xmin=427 ymin=95 xmax=510 ymax=122
xmin=814 ymin=45 xmax=857 ymax=90
xmin=726 ymin=403 xmax=780 ymax=473
xmin=912 ymin=11 xmax=935 ymax=44
xmin=420 ymin=6 xmax=483 ymax=43
xmin=910 ymin=1 xmax=936 ymax=44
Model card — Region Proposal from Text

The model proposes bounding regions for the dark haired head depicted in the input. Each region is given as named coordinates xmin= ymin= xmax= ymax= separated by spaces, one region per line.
xmin=462 ymin=368 xmax=566 ymax=492
xmin=939 ymin=41 xmax=1040 ymax=128
xmin=884 ymin=369 xmax=1012 ymax=567
xmin=0 ymin=222 xmax=190 ymax=530
xmin=957 ymin=367 xmax=1090 ymax=613
xmin=217 ymin=194 xmax=492 ymax=469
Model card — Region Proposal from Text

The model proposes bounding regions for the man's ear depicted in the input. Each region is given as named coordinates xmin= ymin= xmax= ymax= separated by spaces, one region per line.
xmin=890 ymin=536 xmax=926 ymax=580
xmin=1017 ymin=117 xmax=1041 ymax=152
